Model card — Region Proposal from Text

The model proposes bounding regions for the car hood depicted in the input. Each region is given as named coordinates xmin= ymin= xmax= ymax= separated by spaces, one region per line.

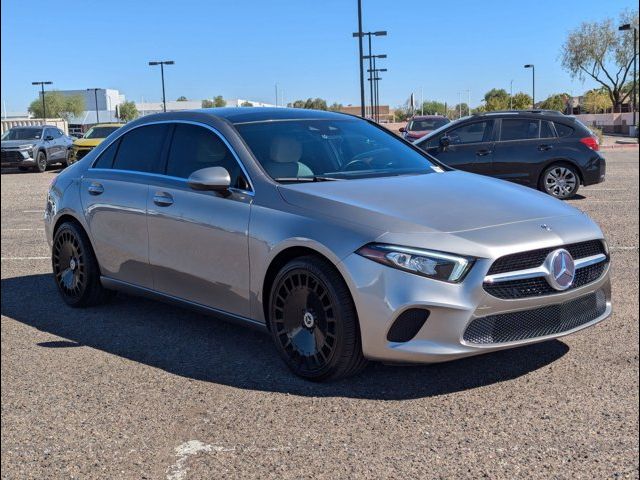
xmin=405 ymin=130 xmax=430 ymax=138
xmin=278 ymin=170 xmax=582 ymax=234
xmin=73 ymin=138 xmax=103 ymax=148
xmin=1 ymin=139 xmax=38 ymax=148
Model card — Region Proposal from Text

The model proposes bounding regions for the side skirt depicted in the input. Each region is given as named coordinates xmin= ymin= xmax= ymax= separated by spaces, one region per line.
xmin=100 ymin=276 xmax=268 ymax=333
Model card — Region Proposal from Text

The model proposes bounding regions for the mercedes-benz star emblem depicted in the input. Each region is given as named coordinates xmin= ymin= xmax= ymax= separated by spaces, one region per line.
xmin=544 ymin=248 xmax=576 ymax=291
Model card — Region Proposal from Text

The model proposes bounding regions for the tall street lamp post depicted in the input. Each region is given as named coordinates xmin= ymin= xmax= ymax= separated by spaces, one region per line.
xmin=148 ymin=60 xmax=175 ymax=112
xmin=87 ymin=88 xmax=100 ymax=123
xmin=32 ymin=81 xmax=52 ymax=121
xmin=368 ymin=67 xmax=387 ymax=122
xmin=524 ymin=64 xmax=535 ymax=108
xmin=363 ymin=54 xmax=386 ymax=121
xmin=619 ymin=23 xmax=637 ymax=128
xmin=353 ymin=30 xmax=387 ymax=118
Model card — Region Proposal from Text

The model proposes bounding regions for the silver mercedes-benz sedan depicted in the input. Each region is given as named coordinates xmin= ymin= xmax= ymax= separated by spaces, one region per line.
xmin=44 ymin=108 xmax=612 ymax=381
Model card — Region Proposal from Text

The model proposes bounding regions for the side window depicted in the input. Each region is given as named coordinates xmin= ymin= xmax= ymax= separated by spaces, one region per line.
xmin=43 ymin=128 xmax=54 ymax=139
xmin=447 ymin=120 xmax=494 ymax=145
xmin=554 ymin=122 xmax=574 ymax=137
xmin=56 ymin=129 xmax=65 ymax=137
xmin=112 ymin=124 xmax=169 ymax=173
xmin=166 ymin=124 xmax=249 ymax=189
xmin=93 ymin=139 xmax=120 ymax=168
xmin=500 ymin=119 xmax=540 ymax=141
xmin=540 ymin=121 xmax=555 ymax=138
xmin=51 ymin=129 xmax=62 ymax=139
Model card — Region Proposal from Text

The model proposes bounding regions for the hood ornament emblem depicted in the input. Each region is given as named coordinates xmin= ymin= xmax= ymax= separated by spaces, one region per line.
xmin=545 ymin=249 xmax=576 ymax=291
xmin=540 ymin=224 xmax=552 ymax=231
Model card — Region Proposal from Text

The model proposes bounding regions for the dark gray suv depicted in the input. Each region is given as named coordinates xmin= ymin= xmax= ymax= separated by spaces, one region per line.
xmin=414 ymin=110 xmax=606 ymax=199
xmin=1 ymin=125 xmax=73 ymax=172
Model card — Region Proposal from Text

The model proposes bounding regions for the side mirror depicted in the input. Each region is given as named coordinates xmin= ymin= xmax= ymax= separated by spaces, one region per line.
xmin=187 ymin=166 xmax=231 ymax=193
xmin=399 ymin=127 xmax=406 ymax=133
xmin=44 ymin=135 xmax=54 ymax=141
xmin=439 ymin=136 xmax=451 ymax=149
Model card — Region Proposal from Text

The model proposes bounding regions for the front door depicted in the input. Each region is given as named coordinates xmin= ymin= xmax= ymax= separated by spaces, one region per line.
xmin=146 ymin=122 xmax=253 ymax=317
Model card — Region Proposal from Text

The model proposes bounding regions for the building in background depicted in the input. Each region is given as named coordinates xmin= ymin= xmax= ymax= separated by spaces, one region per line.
xmin=339 ymin=105 xmax=393 ymax=122
xmin=54 ymin=89 xmax=126 ymax=136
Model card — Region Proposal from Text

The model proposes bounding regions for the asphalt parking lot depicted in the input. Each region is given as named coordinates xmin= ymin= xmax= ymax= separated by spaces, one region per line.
xmin=1 ymin=151 xmax=638 ymax=479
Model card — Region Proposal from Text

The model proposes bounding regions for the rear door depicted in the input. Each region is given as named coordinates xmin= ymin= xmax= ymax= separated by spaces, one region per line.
xmin=146 ymin=122 xmax=253 ymax=317
xmin=43 ymin=128 xmax=63 ymax=161
xmin=419 ymin=119 xmax=496 ymax=175
xmin=80 ymin=124 xmax=170 ymax=288
xmin=491 ymin=118 xmax=558 ymax=186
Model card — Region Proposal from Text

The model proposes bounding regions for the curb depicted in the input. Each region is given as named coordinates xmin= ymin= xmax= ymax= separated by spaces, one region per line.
xmin=600 ymin=143 xmax=638 ymax=150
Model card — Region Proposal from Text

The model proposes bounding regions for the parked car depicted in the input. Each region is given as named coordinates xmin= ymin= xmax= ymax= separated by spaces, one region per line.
xmin=45 ymin=108 xmax=611 ymax=381
xmin=69 ymin=123 xmax=124 ymax=164
xmin=414 ymin=110 xmax=605 ymax=199
xmin=400 ymin=115 xmax=450 ymax=141
xmin=1 ymin=125 xmax=73 ymax=172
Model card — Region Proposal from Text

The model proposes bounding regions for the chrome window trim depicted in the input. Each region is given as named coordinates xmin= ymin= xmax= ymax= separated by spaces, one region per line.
xmin=89 ymin=119 xmax=255 ymax=194
xmin=484 ymin=253 xmax=608 ymax=284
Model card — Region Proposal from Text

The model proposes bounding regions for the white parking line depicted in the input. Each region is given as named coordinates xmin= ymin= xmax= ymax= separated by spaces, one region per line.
xmin=3 ymin=228 xmax=44 ymax=232
xmin=610 ymin=246 xmax=639 ymax=251
xmin=21 ymin=210 xmax=43 ymax=213
xmin=0 ymin=256 xmax=49 ymax=261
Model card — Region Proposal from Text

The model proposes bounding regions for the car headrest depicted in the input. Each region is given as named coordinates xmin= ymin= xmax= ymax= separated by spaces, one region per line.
xmin=270 ymin=135 xmax=302 ymax=164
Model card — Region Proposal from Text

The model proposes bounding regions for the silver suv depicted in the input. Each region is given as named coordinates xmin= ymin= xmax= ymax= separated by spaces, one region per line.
xmin=1 ymin=125 xmax=73 ymax=172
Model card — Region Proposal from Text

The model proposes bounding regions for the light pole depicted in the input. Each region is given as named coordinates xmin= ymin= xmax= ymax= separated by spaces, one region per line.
xmin=524 ymin=64 xmax=535 ymax=108
xmin=87 ymin=88 xmax=100 ymax=123
xmin=363 ymin=54 xmax=386 ymax=121
xmin=619 ymin=23 xmax=637 ymax=128
xmin=356 ymin=0 xmax=365 ymax=117
xmin=148 ymin=60 xmax=175 ymax=112
xmin=32 ymin=81 xmax=52 ymax=121
xmin=368 ymin=67 xmax=387 ymax=122
xmin=353 ymin=30 xmax=387 ymax=118
xmin=510 ymin=79 xmax=514 ymax=110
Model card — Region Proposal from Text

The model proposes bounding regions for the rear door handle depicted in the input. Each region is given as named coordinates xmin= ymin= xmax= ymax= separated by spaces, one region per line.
xmin=87 ymin=182 xmax=104 ymax=195
xmin=153 ymin=192 xmax=174 ymax=207
xmin=538 ymin=144 xmax=553 ymax=151
xmin=476 ymin=149 xmax=492 ymax=156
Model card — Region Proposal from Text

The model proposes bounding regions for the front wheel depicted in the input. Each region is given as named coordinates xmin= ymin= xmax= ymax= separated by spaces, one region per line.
xmin=268 ymin=256 xmax=367 ymax=381
xmin=35 ymin=151 xmax=48 ymax=173
xmin=540 ymin=164 xmax=580 ymax=199
xmin=52 ymin=222 xmax=114 ymax=307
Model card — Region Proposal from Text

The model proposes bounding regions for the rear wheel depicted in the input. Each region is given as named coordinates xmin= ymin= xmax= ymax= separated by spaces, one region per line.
xmin=35 ymin=151 xmax=47 ymax=173
xmin=540 ymin=164 xmax=580 ymax=199
xmin=52 ymin=222 xmax=114 ymax=307
xmin=268 ymin=256 xmax=367 ymax=381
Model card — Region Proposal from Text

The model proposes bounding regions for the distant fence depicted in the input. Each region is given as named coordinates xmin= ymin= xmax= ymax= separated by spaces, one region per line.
xmin=574 ymin=113 xmax=635 ymax=134
xmin=1 ymin=118 xmax=68 ymax=135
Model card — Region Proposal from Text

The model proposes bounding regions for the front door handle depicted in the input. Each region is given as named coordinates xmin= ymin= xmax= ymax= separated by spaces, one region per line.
xmin=87 ymin=182 xmax=104 ymax=195
xmin=476 ymin=149 xmax=492 ymax=156
xmin=538 ymin=144 xmax=553 ymax=151
xmin=153 ymin=192 xmax=174 ymax=207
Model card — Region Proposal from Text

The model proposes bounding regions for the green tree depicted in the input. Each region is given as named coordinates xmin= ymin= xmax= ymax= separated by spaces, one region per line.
xmin=393 ymin=107 xmax=411 ymax=122
xmin=290 ymin=98 xmax=328 ymax=110
xmin=560 ymin=9 xmax=639 ymax=111
xmin=28 ymin=91 xmax=85 ymax=120
xmin=420 ymin=100 xmax=447 ymax=115
xmin=328 ymin=102 xmax=343 ymax=112
xmin=483 ymin=88 xmax=510 ymax=111
xmin=583 ymin=88 xmax=613 ymax=113
xmin=540 ymin=93 xmax=570 ymax=112
xmin=203 ymin=95 xmax=226 ymax=108
xmin=240 ymin=101 xmax=253 ymax=107
xmin=117 ymin=101 xmax=139 ymax=122
xmin=176 ymin=96 xmax=188 ymax=101
xmin=511 ymin=92 xmax=533 ymax=110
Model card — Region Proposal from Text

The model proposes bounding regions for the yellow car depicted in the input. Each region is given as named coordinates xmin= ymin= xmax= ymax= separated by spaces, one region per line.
xmin=70 ymin=123 xmax=124 ymax=164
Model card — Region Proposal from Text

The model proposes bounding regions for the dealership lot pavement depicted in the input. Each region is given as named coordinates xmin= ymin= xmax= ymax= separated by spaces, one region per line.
xmin=1 ymin=151 xmax=638 ymax=479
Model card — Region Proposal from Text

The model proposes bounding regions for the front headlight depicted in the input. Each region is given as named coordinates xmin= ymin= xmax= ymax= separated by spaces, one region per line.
xmin=356 ymin=243 xmax=475 ymax=283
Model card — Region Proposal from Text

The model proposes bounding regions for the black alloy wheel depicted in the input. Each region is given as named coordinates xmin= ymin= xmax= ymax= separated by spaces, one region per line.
xmin=269 ymin=256 xmax=367 ymax=381
xmin=35 ymin=151 xmax=47 ymax=173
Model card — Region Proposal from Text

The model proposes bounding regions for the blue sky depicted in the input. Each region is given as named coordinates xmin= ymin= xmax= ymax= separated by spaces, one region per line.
xmin=1 ymin=0 xmax=637 ymax=113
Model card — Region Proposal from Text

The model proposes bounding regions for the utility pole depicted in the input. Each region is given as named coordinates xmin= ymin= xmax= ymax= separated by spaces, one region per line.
xmin=356 ymin=0 xmax=365 ymax=117
xmin=87 ymin=88 xmax=100 ymax=123
xmin=510 ymin=80 xmax=514 ymax=110
xmin=31 ymin=81 xmax=52 ymax=121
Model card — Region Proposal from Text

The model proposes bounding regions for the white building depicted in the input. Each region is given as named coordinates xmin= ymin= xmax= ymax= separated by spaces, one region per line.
xmin=54 ymin=88 xmax=126 ymax=136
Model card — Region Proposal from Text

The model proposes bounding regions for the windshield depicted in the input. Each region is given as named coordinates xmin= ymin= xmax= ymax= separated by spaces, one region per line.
xmin=407 ymin=118 xmax=448 ymax=131
xmin=84 ymin=126 xmax=120 ymax=139
xmin=1 ymin=128 xmax=42 ymax=141
xmin=235 ymin=119 xmax=439 ymax=182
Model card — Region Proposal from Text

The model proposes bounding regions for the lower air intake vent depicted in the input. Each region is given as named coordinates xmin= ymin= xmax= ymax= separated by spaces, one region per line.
xmin=387 ymin=309 xmax=430 ymax=342
xmin=463 ymin=290 xmax=607 ymax=345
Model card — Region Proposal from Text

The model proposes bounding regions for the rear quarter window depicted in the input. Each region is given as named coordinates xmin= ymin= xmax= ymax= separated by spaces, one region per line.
xmin=93 ymin=139 xmax=120 ymax=168
xmin=554 ymin=122 xmax=574 ymax=137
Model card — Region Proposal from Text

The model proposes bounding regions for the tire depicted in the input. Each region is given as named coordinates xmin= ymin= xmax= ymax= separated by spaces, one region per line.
xmin=52 ymin=221 xmax=114 ymax=308
xmin=35 ymin=151 xmax=48 ymax=173
xmin=268 ymin=255 xmax=367 ymax=381
xmin=540 ymin=164 xmax=580 ymax=199
xmin=62 ymin=149 xmax=72 ymax=167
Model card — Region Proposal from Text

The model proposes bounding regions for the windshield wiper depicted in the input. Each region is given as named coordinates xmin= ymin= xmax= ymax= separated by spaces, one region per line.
xmin=274 ymin=176 xmax=341 ymax=183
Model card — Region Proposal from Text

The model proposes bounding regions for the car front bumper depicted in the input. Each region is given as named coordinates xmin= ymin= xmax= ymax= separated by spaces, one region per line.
xmin=1 ymin=149 xmax=36 ymax=168
xmin=339 ymin=251 xmax=611 ymax=363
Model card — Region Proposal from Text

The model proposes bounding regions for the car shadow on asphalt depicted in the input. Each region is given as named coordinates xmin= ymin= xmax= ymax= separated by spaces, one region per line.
xmin=2 ymin=273 xmax=569 ymax=400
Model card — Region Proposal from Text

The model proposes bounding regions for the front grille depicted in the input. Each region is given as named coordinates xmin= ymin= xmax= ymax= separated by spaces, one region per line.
xmin=487 ymin=240 xmax=606 ymax=275
xmin=463 ymin=290 xmax=607 ymax=345
xmin=74 ymin=148 xmax=92 ymax=161
xmin=484 ymin=261 xmax=608 ymax=299
xmin=1 ymin=150 xmax=25 ymax=163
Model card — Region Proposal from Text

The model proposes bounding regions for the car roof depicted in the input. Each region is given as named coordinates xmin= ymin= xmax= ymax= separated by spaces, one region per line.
xmin=194 ymin=107 xmax=352 ymax=124
xmin=409 ymin=115 xmax=448 ymax=120
xmin=473 ymin=110 xmax=567 ymax=118
xmin=91 ymin=123 xmax=125 ymax=127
